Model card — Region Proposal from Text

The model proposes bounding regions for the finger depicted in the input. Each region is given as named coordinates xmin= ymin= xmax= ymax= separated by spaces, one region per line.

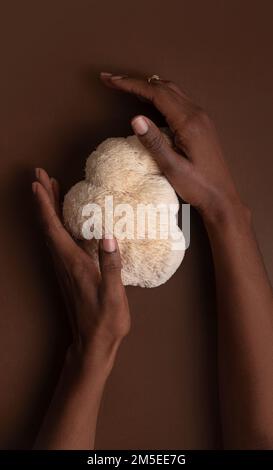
xmin=100 ymin=72 xmax=186 ymax=99
xmin=35 ymin=168 xmax=55 ymax=205
xmin=131 ymin=115 xmax=192 ymax=177
xmin=136 ymin=79 xmax=185 ymax=103
xmin=32 ymin=181 xmax=78 ymax=260
xmin=50 ymin=177 xmax=61 ymax=217
xmin=100 ymin=73 xmax=173 ymax=106
xmin=160 ymin=79 xmax=187 ymax=98
xmin=99 ymin=237 xmax=123 ymax=293
xmin=100 ymin=73 xmax=192 ymax=131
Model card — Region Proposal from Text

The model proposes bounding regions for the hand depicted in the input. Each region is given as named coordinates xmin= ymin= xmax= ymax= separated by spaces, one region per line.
xmin=32 ymin=168 xmax=130 ymax=368
xmin=100 ymin=73 xmax=247 ymax=224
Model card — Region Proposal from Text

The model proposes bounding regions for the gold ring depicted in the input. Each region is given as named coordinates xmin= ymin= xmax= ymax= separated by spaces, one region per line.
xmin=147 ymin=74 xmax=161 ymax=84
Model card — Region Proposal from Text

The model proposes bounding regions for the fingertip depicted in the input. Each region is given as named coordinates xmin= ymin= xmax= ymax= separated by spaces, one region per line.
xmin=50 ymin=177 xmax=59 ymax=189
xmin=99 ymin=237 xmax=122 ymax=286
xmin=100 ymin=72 xmax=112 ymax=78
xmin=32 ymin=181 xmax=44 ymax=207
xmin=131 ymin=115 xmax=149 ymax=136
xmin=32 ymin=180 xmax=50 ymax=205
xmin=35 ymin=167 xmax=41 ymax=179
xmin=100 ymin=72 xmax=122 ymax=90
xmin=100 ymin=72 xmax=112 ymax=84
xmin=102 ymin=237 xmax=117 ymax=253
xmin=35 ymin=167 xmax=50 ymax=184
xmin=110 ymin=75 xmax=128 ymax=80
xmin=39 ymin=167 xmax=49 ymax=178
xmin=32 ymin=181 xmax=38 ymax=195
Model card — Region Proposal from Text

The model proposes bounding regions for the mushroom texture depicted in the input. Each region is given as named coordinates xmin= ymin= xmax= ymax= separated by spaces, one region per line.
xmin=63 ymin=133 xmax=185 ymax=287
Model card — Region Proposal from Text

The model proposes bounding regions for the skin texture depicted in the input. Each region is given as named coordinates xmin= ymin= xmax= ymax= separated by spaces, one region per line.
xmin=33 ymin=72 xmax=273 ymax=449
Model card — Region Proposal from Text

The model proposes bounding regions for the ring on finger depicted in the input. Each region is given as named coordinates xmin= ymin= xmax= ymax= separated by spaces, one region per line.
xmin=147 ymin=74 xmax=161 ymax=84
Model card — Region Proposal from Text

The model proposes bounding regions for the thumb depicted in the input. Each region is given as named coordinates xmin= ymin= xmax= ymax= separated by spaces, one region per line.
xmin=131 ymin=115 xmax=188 ymax=175
xmin=99 ymin=237 xmax=123 ymax=290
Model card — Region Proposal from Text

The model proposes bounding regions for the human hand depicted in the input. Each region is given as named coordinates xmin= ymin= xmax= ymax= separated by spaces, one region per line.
xmin=100 ymin=73 xmax=247 ymax=225
xmin=32 ymin=168 xmax=130 ymax=370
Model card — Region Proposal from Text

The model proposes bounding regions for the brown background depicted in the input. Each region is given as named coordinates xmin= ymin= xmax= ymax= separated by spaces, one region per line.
xmin=0 ymin=0 xmax=272 ymax=449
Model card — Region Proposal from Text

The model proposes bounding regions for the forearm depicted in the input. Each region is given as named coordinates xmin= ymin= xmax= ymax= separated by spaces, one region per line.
xmin=99 ymin=71 xmax=273 ymax=449
xmin=34 ymin=337 xmax=121 ymax=450
xmin=204 ymin=203 xmax=273 ymax=448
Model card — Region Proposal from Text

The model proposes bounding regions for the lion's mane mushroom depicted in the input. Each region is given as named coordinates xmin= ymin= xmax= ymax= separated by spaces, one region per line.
xmin=63 ymin=133 xmax=185 ymax=287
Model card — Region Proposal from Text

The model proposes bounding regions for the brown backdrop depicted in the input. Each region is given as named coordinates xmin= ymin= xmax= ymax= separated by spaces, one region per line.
xmin=0 ymin=0 xmax=272 ymax=449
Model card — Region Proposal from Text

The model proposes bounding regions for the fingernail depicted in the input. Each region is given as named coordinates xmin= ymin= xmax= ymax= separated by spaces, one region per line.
xmin=100 ymin=72 xmax=112 ymax=77
xmin=111 ymin=75 xmax=126 ymax=80
xmin=102 ymin=237 xmax=116 ymax=253
xmin=35 ymin=167 xmax=40 ymax=178
xmin=132 ymin=116 xmax=149 ymax=135
xmin=32 ymin=182 xmax=38 ymax=194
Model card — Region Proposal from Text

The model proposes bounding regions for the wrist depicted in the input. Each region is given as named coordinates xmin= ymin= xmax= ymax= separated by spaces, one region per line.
xmin=65 ymin=334 xmax=121 ymax=380
xmin=200 ymin=195 xmax=252 ymax=232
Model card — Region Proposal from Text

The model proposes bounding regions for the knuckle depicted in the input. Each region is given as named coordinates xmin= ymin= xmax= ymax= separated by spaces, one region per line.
xmin=163 ymin=79 xmax=178 ymax=91
xmin=183 ymin=108 xmax=211 ymax=138
xmin=153 ymin=84 xmax=171 ymax=103
xmin=145 ymin=132 xmax=164 ymax=153
xmin=103 ymin=260 xmax=121 ymax=274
